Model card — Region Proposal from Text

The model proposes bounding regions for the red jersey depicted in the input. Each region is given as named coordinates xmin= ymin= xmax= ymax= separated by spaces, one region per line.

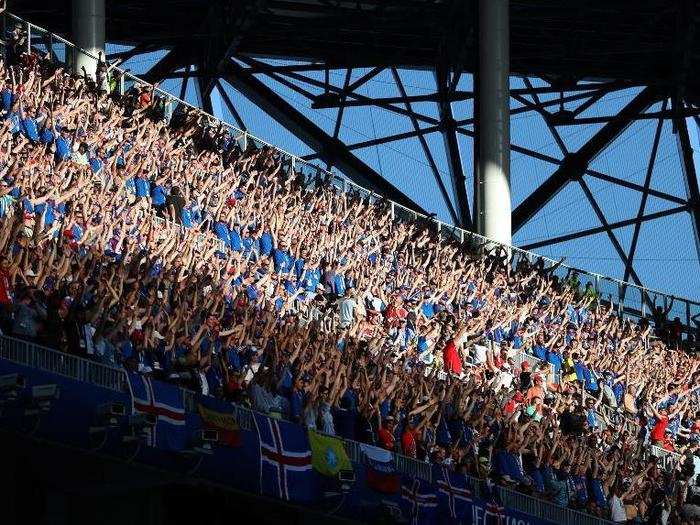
xmin=385 ymin=305 xmax=408 ymax=327
xmin=401 ymin=429 xmax=417 ymax=458
xmin=378 ymin=428 xmax=395 ymax=451
xmin=443 ymin=340 xmax=462 ymax=375
xmin=651 ymin=416 xmax=669 ymax=442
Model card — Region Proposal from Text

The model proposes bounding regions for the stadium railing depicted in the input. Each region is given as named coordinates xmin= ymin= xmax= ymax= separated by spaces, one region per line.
xmin=3 ymin=12 xmax=699 ymax=339
xmin=492 ymin=486 xmax=611 ymax=525
xmin=0 ymin=328 xmax=682 ymax=479
xmin=0 ymin=333 xmax=617 ymax=524
xmin=0 ymin=334 xmax=125 ymax=392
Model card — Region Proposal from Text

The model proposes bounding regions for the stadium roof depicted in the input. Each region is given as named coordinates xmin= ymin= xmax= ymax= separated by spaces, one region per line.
xmin=12 ymin=1 xmax=700 ymax=307
xmin=12 ymin=1 xmax=700 ymax=93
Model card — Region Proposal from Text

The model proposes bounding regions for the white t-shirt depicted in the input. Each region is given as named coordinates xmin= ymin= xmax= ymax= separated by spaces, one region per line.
xmin=82 ymin=323 xmax=96 ymax=355
xmin=320 ymin=403 xmax=335 ymax=435
xmin=244 ymin=362 xmax=261 ymax=383
xmin=364 ymin=292 xmax=383 ymax=312
xmin=198 ymin=371 xmax=209 ymax=396
xmin=494 ymin=370 xmax=514 ymax=392
xmin=660 ymin=507 xmax=670 ymax=525
xmin=610 ymin=495 xmax=626 ymax=522
xmin=339 ymin=297 xmax=358 ymax=327
xmin=473 ymin=344 xmax=488 ymax=364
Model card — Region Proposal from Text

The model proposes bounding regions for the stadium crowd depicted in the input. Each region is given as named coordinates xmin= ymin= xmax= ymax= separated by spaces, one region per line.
xmin=0 ymin=34 xmax=699 ymax=523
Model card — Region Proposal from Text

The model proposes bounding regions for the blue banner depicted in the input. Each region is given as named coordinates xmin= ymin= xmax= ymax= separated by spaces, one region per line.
xmin=465 ymin=497 xmax=558 ymax=525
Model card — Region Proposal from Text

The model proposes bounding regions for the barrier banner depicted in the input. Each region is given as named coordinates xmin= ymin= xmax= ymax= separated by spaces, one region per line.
xmin=126 ymin=372 xmax=186 ymax=450
xmin=253 ymin=412 xmax=315 ymax=502
xmin=197 ymin=399 xmax=242 ymax=447
xmin=465 ymin=497 xmax=558 ymax=525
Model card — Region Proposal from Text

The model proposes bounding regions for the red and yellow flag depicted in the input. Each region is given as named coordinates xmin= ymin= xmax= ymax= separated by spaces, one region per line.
xmin=197 ymin=404 xmax=242 ymax=447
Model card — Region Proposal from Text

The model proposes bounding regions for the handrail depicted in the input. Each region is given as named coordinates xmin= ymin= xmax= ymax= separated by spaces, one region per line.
xmin=6 ymin=11 xmax=700 ymax=336
xmin=490 ymin=482 xmax=614 ymax=525
xmin=0 ymin=334 xmax=125 ymax=391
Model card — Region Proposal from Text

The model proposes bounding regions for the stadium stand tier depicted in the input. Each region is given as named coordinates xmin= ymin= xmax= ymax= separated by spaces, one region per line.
xmin=0 ymin=14 xmax=699 ymax=525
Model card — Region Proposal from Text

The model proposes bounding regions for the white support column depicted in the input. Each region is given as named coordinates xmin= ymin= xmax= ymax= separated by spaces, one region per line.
xmin=476 ymin=0 xmax=511 ymax=246
xmin=72 ymin=0 xmax=105 ymax=79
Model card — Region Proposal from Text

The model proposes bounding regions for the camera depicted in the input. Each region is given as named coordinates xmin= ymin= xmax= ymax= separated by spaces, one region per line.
xmin=32 ymin=384 xmax=60 ymax=401
xmin=98 ymin=402 xmax=126 ymax=418
xmin=90 ymin=402 xmax=126 ymax=433
xmin=0 ymin=373 xmax=25 ymax=393
xmin=182 ymin=429 xmax=219 ymax=455
xmin=21 ymin=384 xmax=60 ymax=417
xmin=0 ymin=373 xmax=25 ymax=415
xmin=121 ymin=412 xmax=157 ymax=444
xmin=0 ymin=374 xmax=25 ymax=405
xmin=322 ymin=469 xmax=357 ymax=497
xmin=129 ymin=412 xmax=157 ymax=429
xmin=198 ymin=429 xmax=219 ymax=443
xmin=25 ymin=384 xmax=60 ymax=414
xmin=338 ymin=469 xmax=356 ymax=484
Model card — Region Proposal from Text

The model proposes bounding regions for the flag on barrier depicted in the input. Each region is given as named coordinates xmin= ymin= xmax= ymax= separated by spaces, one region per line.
xmin=126 ymin=372 xmax=186 ymax=451
xmin=484 ymin=480 xmax=506 ymax=525
xmin=435 ymin=465 xmax=472 ymax=521
xmin=360 ymin=443 xmax=400 ymax=493
xmin=308 ymin=429 xmax=352 ymax=477
xmin=253 ymin=412 xmax=314 ymax=502
xmin=197 ymin=400 xmax=242 ymax=447
xmin=401 ymin=477 xmax=438 ymax=525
